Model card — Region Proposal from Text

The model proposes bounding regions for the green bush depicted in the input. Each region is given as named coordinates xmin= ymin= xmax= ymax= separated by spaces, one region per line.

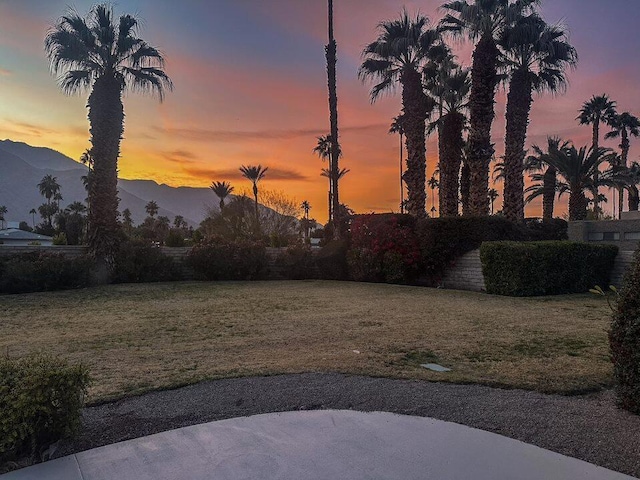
xmin=164 ymin=230 xmax=185 ymax=247
xmin=524 ymin=218 xmax=569 ymax=241
xmin=0 ymin=252 xmax=93 ymax=294
xmin=275 ymin=244 xmax=317 ymax=280
xmin=113 ymin=239 xmax=180 ymax=283
xmin=187 ymin=237 xmax=267 ymax=281
xmin=481 ymin=241 xmax=618 ymax=296
xmin=0 ymin=355 xmax=90 ymax=463
xmin=609 ymin=245 xmax=640 ymax=414
xmin=416 ymin=216 xmax=529 ymax=284
xmin=315 ymin=240 xmax=349 ymax=280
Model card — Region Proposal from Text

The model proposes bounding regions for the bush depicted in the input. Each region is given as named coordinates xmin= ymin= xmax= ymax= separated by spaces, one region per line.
xmin=347 ymin=214 xmax=420 ymax=283
xmin=0 ymin=252 xmax=93 ymax=294
xmin=187 ymin=237 xmax=267 ymax=280
xmin=0 ymin=355 xmax=90 ymax=464
xmin=524 ymin=218 xmax=568 ymax=241
xmin=609 ymin=245 xmax=640 ymax=414
xmin=113 ymin=239 xmax=180 ymax=283
xmin=165 ymin=230 xmax=185 ymax=247
xmin=275 ymin=243 xmax=317 ymax=280
xmin=52 ymin=233 xmax=67 ymax=246
xmin=416 ymin=216 xmax=529 ymax=284
xmin=315 ymin=240 xmax=349 ymax=280
xmin=480 ymin=241 xmax=618 ymax=296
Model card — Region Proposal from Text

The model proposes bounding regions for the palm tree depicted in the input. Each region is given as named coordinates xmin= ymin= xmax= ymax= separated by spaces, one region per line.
xmin=38 ymin=174 xmax=60 ymax=206
xmin=325 ymin=0 xmax=342 ymax=236
xmin=46 ymin=4 xmax=172 ymax=268
xmin=359 ymin=10 xmax=441 ymax=218
xmin=501 ymin=14 xmax=577 ymax=222
xmin=627 ymin=162 xmax=640 ymax=211
xmin=0 ymin=206 xmax=7 ymax=230
xmin=425 ymin=61 xmax=470 ymax=217
xmin=427 ymin=176 xmax=439 ymax=217
xmin=210 ymin=181 xmax=234 ymax=212
xmin=29 ymin=208 xmax=37 ymax=228
xmin=577 ymin=94 xmax=617 ymax=214
xmin=145 ymin=200 xmax=159 ymax=218
xmin=239 ymin=165 xmax=268 ymax=225
xmin=67 ymin=201 xmax=87 ymax=215
xmin=314 ymin=134 xmax=342 ymax=221
xmin=488 ymin=188 xmax=499 ymax=214
xmin=524 ymin=136 xmax=570 ymax=221
xmin=545 ymin=145 xmax=615 ymax=221
xmin=440 ymin=0 xmax=539 ymax=216
xmin=606 ymin=112 xmax=640 ymax=216
xmin=389 ymin=114 xmax=406 ymax=213
xmin=122 ymin=208 xmax=133 ymax=235
xmin=300 ymin=200 xmax=311 ymax=240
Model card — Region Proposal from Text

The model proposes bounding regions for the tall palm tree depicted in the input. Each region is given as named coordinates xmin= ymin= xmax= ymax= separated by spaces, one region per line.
xmin=210 ymin=181 xmax=234 ymax=212
xmin=488 ymin=188 xmax=499 ymax=214
xmin=501 ymin=14 xmax=577 ymax=222
xmin=389 ymin=114 xmax=406 ymax=213
xmin=29 ymin=208 xmax=37 ymax=228
xmin=627 ymin=162 xmax=640 ymax=211
xmin=0 ymin=206 xmax=7 ymax=230
xmin=606 ymin=112 xmax=640 ymax=216
xmin=325 ymin=0 xmax=342 ymax=235
xmin=239 ymin=165 xmax=268 ymax=225
xmin=46 ymin=4 xmax=172 ymax=268
xmin=545 ymin=145 xmax=615 ymax=221
xmin=301 ymin=200 xmax=311 ymax=240
xmin=145 ymin=200 xmax=159 ymax=218
xmin=427 ymin=176 xmax=439 ymax=217
xmin=314 ymin=134 xmax=342 ymax=221
xmin=359 ymin=10 xmax=441 ymax=218
xmin=122 ymin=208 xmax=133 ymax=235
xmin=440 ymin=0 xmax=539 ymax=216
xmin=577 ymin=94 xmax=617 ymax=214
xmin=321 ymin=167 xmax=350 ymax=221
xmin=425 ymin=61 xmax=470 ymax=216
xmin=38 ymin=174 xmax=60 ymax=206
xmin=524 ymin=136 xmax=570 ymax=221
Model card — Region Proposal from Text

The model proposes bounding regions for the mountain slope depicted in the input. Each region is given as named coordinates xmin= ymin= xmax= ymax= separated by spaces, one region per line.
xmin=0 ymin=139 xmax=85 ymax=171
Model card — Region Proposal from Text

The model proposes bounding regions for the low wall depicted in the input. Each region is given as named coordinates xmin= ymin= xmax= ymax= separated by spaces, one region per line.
xmin=0 ymin=245 xmax=87 ymax=257
xmin=569 ymin=219 xmax=640 ymax=251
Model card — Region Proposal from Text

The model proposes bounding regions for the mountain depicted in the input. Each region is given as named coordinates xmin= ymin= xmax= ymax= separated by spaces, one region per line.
xmin=0 ymin=140 xmax=218 ymax=226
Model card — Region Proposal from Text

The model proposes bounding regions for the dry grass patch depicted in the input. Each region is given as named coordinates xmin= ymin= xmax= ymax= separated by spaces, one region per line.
xmin=0 ymin=281 xmax=613 ymax=402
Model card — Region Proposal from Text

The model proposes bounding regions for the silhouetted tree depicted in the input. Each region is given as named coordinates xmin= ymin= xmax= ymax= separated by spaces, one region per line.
xmin=210 ymin=181 xmax=234 ymax=212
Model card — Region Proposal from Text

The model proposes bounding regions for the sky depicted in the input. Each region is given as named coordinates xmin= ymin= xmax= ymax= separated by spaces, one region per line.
xmin=0 ymin=0 xmax=639 ymax=222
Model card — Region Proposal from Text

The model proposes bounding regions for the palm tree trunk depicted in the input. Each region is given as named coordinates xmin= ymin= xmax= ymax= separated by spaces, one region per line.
xmin=629 ymin=186 xmax=639 ymax=211
xmin=220 ymin=199 xmax=225 ymax=212
xmin=326 ymin=0 xmax=340 ymax=238
xmin=399 ymin=132 xmax=404 ymax=214
xmin=439 ymin=112 xmax=464 ymax=216
xmin=467 ymin=34 xmax=499 ymax=217
xmin=401 ymin=67 xmax=429 ymax=218
xmin=542 ymin=166 xmax=557 ymax=221
xmin=87 ymin=75 xmax=123 ymax=274
xmin=619 ymin=129 xmax=629 ymax=218
xmin=592 ymin=120 xmax=601 ymax=214
xmin=253 ymin=184 xmax=259 ymax=228
xmin=503 ymin=68 xmax=532 ymax=223
xmin=569 ymin=187 xmax=588 ymax=221
xmin=460 ymin=161 xmax=471 ymax=216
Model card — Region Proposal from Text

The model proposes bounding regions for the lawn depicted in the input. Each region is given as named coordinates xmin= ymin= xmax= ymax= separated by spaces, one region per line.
xmin=0 ymin=281 xmax=613 ymax=403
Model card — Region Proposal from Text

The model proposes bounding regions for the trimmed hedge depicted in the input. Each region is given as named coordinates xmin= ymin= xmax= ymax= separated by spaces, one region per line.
xmin=0 ymin=252 xmax=93 ymax=294
xmin=188 ymin=237 xmax=267 ymax=280
xmin=0 ymin=355 xmax=90 ymax=464
xmin=113 ymin=240 xmax=181 ymax=283
xmin=315 ymin=240 xmax=349 ymax=280
xmin=610 ymin=245 xmax=640 ymax=414
xmin=480 ymin=241 xmax=618 ymax=296
xmin=274 ymin=244 xmax=317 ymax=280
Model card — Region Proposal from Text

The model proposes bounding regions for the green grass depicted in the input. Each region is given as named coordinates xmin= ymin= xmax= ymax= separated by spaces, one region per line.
xmin=0 ymin=280 xmax=614 ymax=403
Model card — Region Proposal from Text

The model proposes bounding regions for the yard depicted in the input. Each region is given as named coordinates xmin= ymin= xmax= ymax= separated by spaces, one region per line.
xmin=0 ymin=281 xmax=613 ymax=403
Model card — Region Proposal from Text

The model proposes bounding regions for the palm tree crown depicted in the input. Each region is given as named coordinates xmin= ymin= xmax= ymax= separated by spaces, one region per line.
xmin=211 ymin=181 xmax=234 ymax=211
xmin=578 ymin=94 xmax=617 ymax=148
xmin=239 ymin=165 xmax=268 ymax=226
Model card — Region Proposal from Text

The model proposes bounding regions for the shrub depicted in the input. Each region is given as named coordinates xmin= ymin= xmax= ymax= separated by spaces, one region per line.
xmin=113 ymin=239 xmax=180 ymax=283
xmin=609 ymin=245 xmax=640 ymax=414
xmin=347 ymin=214 xmax=420 ymax=284
xmin=52 ymin=233 xmax=67 ymax=245
xmin=164 ymin=230 xmax=185 ymax=247
xmin=0 ymin=355 xmax=90 ymax=463
xmin=315 ymin=240 xmax=349 ymax=280
xmin=524 ymin=218 xmax=568 ymax=241
xmin=187 ymin=237 xmax=267 ymax=281
xmin=416 ymin=216 xmax=529 ymax=284
xmin=0 ymin=252 xmax=92 ymax=294
xmin=480 ymin=241 xmax=618 ymax=296
xmin=275 ymin=243 xmax=317 ymax=280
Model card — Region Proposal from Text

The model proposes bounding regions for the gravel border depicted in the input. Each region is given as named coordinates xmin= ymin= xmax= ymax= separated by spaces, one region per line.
xmin=57 ymin=374 xmax=640 ymax=478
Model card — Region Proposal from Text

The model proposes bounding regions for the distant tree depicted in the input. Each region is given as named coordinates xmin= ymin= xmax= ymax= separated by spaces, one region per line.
xmin=210 ymin=181 xmax=234 ymax=212
xmin=46 ymin=3 xmax=172 ymax=268
xmin=389 ymin=115 xmax=406 ymax=213
xmin=145 ymin=200 xmax=159 ymax=218
xmin=29 ymin=208 xmax=37 ymax=228
xmin=0 ymin=205 xmax=6 ymax=229
xmin=300 ymin=200 xmax=311 ymax=241
xmin=314 ymin=134 xmax=342 ymax=221
xmin=122 ymin=208 xmax=134 ymax=235
xmin=173 ymin=215 xmax=187 ymax=230
xmin=606 ymin=112 xmax=640 ymax=216
xmin=577 ymin=94 xmax=617 ymax=213
xmin=239 ymin=165 xmax=268 ymax=228
xmin=37 ymin=175 xmax=61 ymax=228
xmin=427 ymin=176 xmax=439 ymax=217
xmin=488 ymin=188 xmax=499 ymax=215
xmin=18 ymin=221 xmax=32 ymax=232
xmin=156 ymin=216 xmax=170 ymax=244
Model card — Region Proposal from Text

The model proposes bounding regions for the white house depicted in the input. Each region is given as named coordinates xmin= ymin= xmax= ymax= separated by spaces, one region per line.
xmin=0 ymin=228 xmax=54 ymax=246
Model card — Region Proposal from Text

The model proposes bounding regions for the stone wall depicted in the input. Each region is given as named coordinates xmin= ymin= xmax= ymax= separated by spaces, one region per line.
xmin=440 ymin=250 xmax=486 ymax=292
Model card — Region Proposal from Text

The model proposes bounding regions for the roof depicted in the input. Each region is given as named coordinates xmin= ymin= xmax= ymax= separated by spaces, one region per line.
xmin=0 ymin=228 xmax=53 ymax=241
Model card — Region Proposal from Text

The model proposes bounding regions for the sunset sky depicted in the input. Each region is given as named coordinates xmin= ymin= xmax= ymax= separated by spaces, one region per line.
xmin=1 ymin=0 xmax=639 ymax=222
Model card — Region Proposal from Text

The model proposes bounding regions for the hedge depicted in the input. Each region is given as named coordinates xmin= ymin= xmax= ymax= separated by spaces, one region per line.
xmin=0 ymin=355 xmax=90 ymax=465
xmin=480 ymin=241 xmax=618 ymax=296
xmin=113 ymin=239 xmax=181 ymax=283
xmin=187 ymin=237 xmax=267 ymax=280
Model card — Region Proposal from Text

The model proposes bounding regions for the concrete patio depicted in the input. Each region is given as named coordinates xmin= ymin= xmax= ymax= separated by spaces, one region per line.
xmin=2 ymin=410 xmax=636 ymax=480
